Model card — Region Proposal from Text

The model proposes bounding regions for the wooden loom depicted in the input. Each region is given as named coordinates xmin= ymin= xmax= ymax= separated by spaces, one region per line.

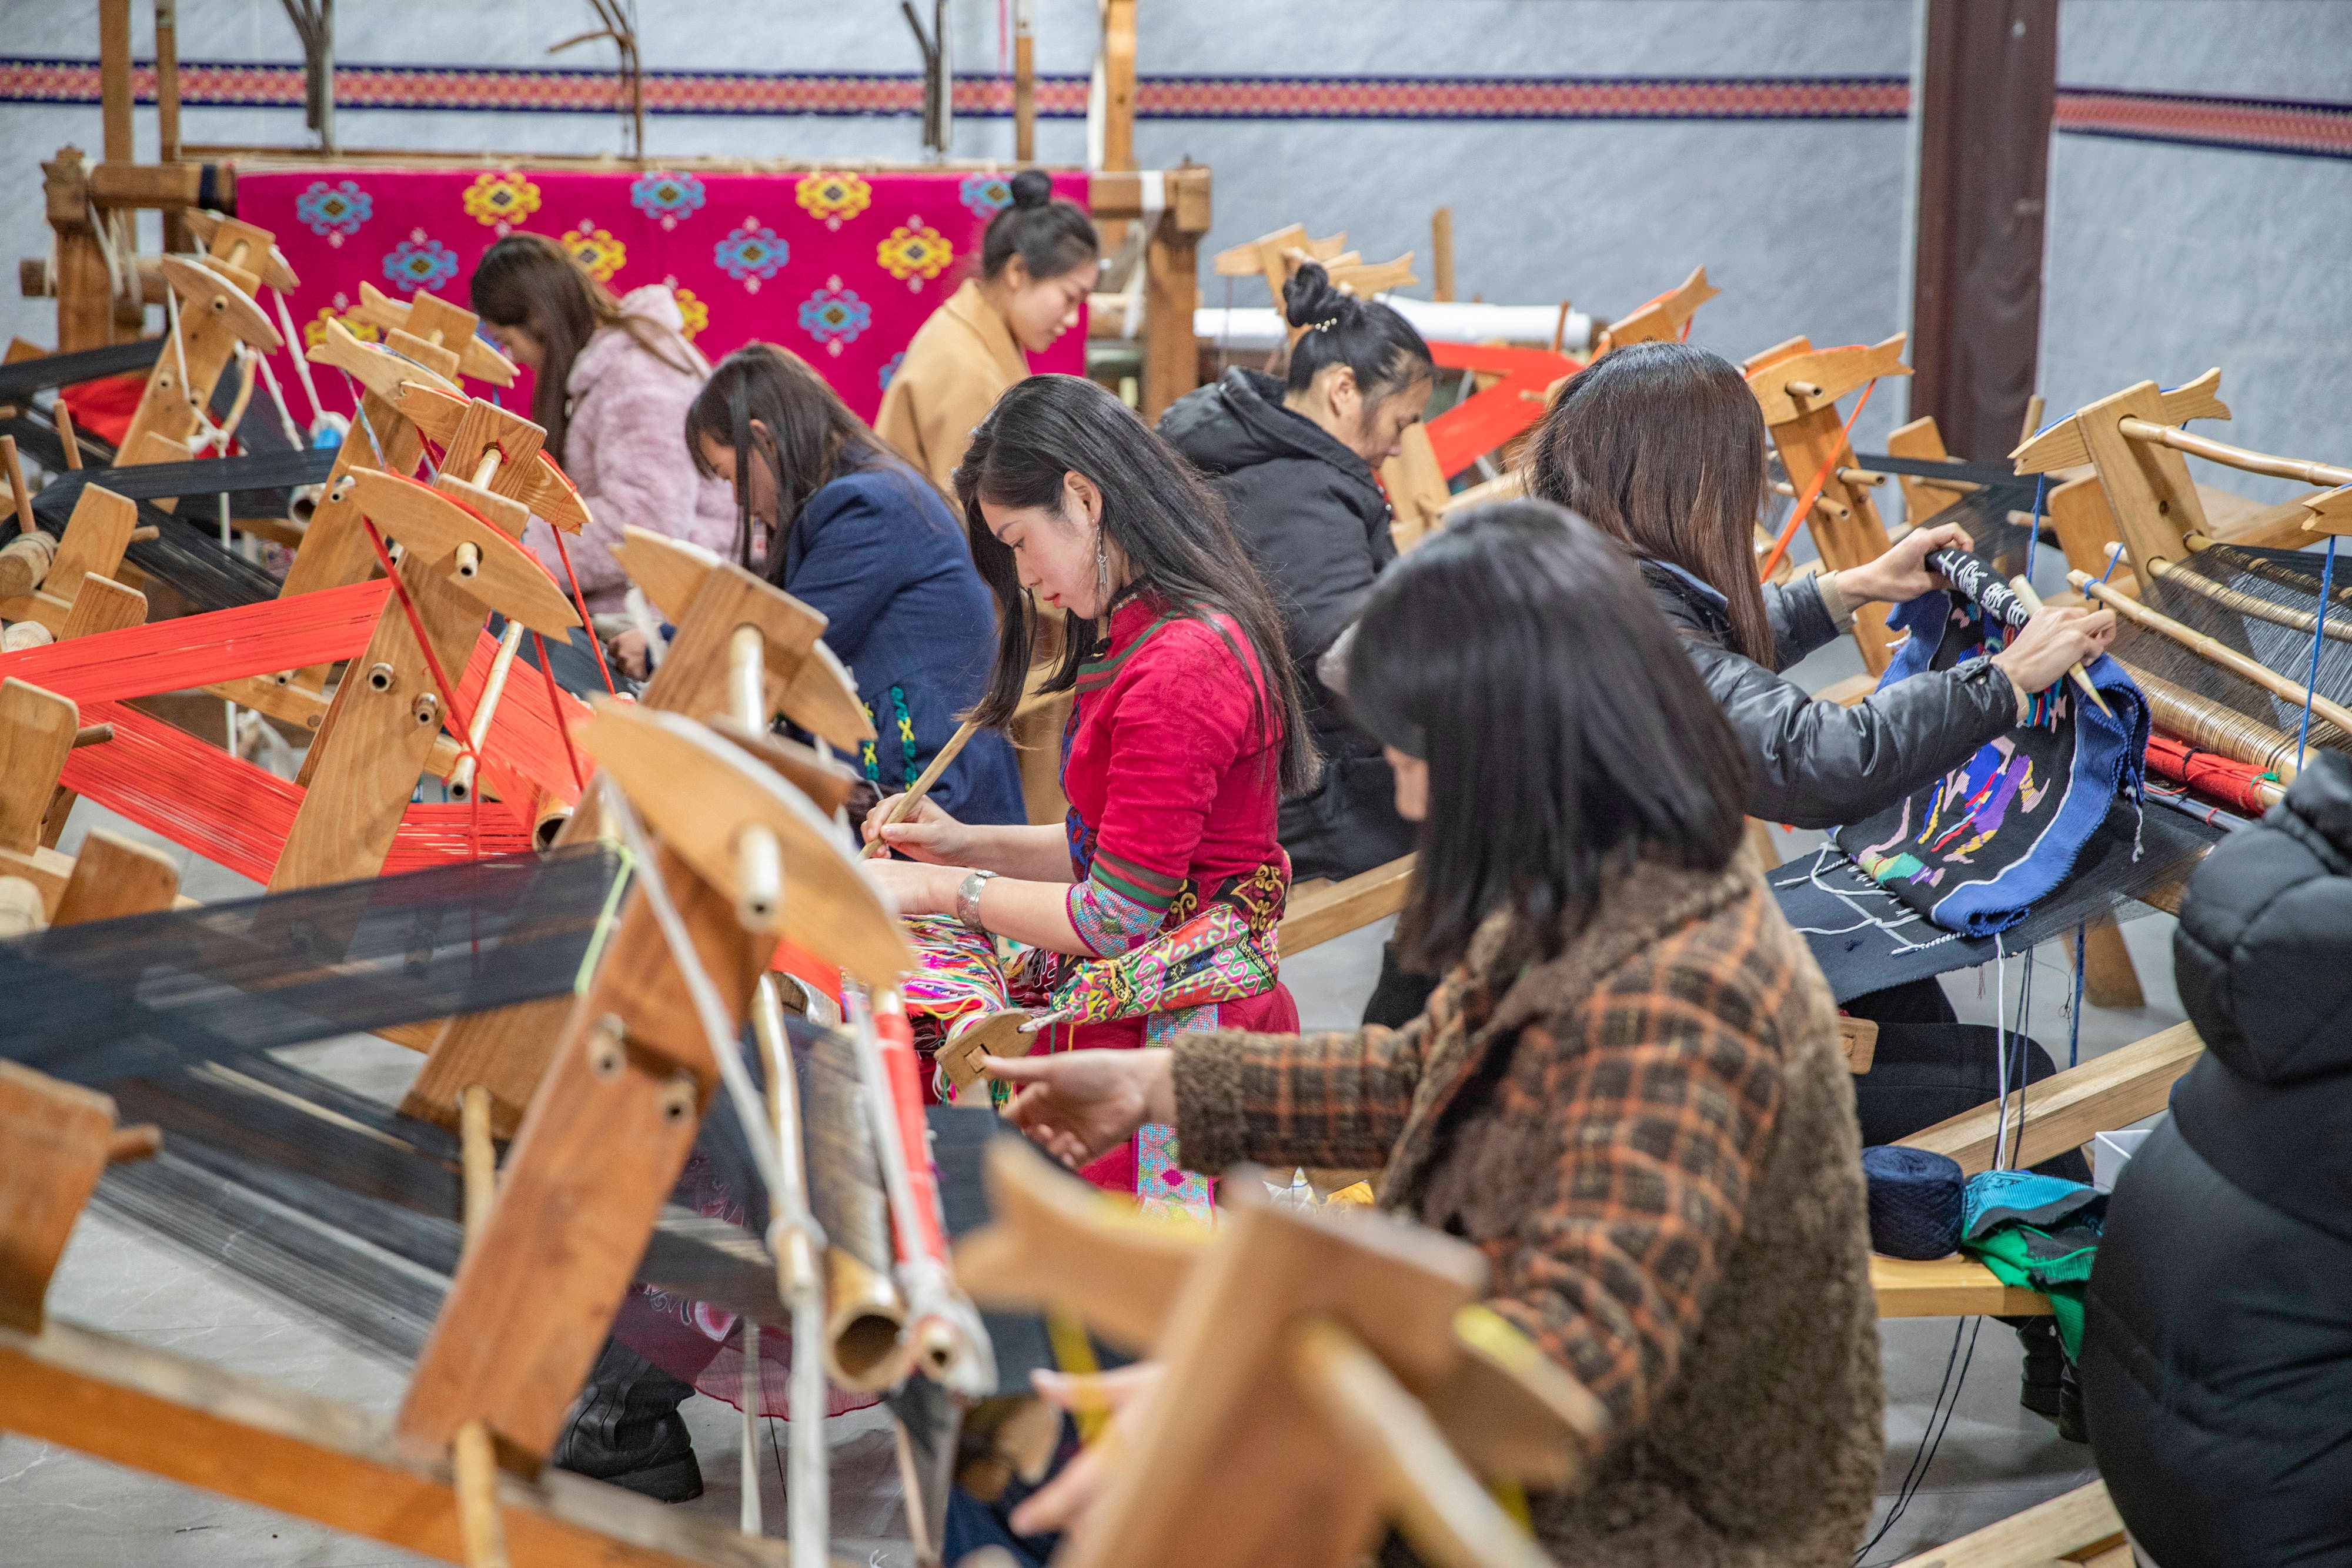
xmin=0 ymin=610 xmax=917 ymax=1567
xmin=954 ymin=1137 xmax=1605 ymax=1568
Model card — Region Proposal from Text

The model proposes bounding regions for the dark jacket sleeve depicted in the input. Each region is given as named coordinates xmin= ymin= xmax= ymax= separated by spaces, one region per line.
xmin=1692 ymin=640 xmax=2019 ymax=830
xmin=1762 ymin=574 xmax=1844 ymax=674
xmin=1225 ymin=464 xmax=1392 ymax=664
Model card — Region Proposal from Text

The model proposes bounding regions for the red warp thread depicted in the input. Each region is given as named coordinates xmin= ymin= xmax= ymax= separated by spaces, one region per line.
xmin=532 ymin=630 xmax=589 ymax=793
xmin=1758 ymin=372 xmax=1879 ymax=583
xmin=546 ymin=524 xmax=619 ymax=696
xmin=0 ymin=579 xmax=389 ymax=701
xmin=2145 ymin=734 xmax=2279 ymax=819
xmin=362 ymin=519 xmax=487 ymax=860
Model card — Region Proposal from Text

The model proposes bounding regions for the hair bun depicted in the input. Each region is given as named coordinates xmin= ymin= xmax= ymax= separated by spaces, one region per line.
xmin=1282 ymin=262 xmax=1353 ymax=331
xmin=1008 ymin=169 xmax=1055 ymax=210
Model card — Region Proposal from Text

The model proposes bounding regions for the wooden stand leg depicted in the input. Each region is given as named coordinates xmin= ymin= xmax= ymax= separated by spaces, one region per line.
xmin=2074 ymin=913 xmax=2144 ymax=1011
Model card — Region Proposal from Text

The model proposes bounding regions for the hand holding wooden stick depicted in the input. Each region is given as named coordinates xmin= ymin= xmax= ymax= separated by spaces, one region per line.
xmin=2008 ymin=574 xmax=2115 ymax=717
xmin=861 ymin=716 xmax=982 ymax=859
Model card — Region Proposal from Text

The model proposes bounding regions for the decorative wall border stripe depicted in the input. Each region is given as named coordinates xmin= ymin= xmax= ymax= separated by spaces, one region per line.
xmin=0 ymin=59 xmax=1901 ymax=121
xmin=0 ymin=60 xmax=2344 ymax=156
xmin=2054 ymin=87 xmax=2351 ymax=162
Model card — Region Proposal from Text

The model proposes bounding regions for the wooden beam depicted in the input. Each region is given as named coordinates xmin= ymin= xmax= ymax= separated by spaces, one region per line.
xmin=1898 ymin=1022 xmax=2202 ymax=1176
xmin=1280 ymin=855 xmax=1414 ymax=954
xmin=0 ymin=1318 xmax=793 ymax=1567
xmin=0 ymin=1065 xmax=121 ymax=1331
xmin=99 ymin=0 xmax=135 ymax=165
xmin=1142 ymin=205 xmax=1202 ymax=421
xmin=1890 ymin=1482 xmax=2123 ymax=1568
xmin=1870 ymin=1253 xmax=2047 ymax=1318
xmin=50 ymin=827 xmax=180 ymax=925
xmin=1906 ymin=0 xmax=2057 ymax=463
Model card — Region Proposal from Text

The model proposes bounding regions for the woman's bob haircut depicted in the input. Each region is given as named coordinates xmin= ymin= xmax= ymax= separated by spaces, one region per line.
xmin=1347 ymin=500 xmax=1750 ymax=969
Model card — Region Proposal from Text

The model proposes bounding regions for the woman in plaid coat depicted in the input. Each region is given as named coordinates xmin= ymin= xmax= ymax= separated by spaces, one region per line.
xmin=989 ymin=503 xmax=1885 ymax=1567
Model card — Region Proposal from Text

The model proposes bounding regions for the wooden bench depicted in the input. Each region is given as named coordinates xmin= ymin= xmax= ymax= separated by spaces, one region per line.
xmin=1280 ymin=854 xmax=1415 ymax=954
xmin=1892 ymin=1480 xmax=2128 ymax=1567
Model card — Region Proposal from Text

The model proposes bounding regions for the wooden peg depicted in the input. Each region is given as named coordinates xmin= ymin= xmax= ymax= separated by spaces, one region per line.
xmin=1 ymin=435 xmax=32 ymax=535
xmin=52 ymin=401 xmax=82 ymax=470
xmin=459 ymin=1085 xmax=496 ymax=1255
xmin=105 ymin=1124 xmax=163 ymax=1164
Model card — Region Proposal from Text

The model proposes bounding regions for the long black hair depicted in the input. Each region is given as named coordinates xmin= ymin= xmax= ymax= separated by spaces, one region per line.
xmin=1282 ymin=261 xmax=1433 ymax=407
xmin=980 ymin=169 xmax=1098 ymax=283
xmin=1347 ymin=500 xmax=1749 ymax=969
xmin=685 ymin=342 xmax=946 ymax=583
xmin=1526 ymin=340 xmax=1774 ymax=664
xmin=956 ymin=374 xmax=1317 ymax=794
xmin=472 ymin=231 xmax=699 ymax=462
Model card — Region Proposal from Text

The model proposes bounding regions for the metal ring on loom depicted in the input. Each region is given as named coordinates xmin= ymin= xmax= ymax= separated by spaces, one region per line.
xmin=2122 ymin=661 xmax=2308 ymax=782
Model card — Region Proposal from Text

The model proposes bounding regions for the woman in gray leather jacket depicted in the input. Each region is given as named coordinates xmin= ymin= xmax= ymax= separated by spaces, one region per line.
xmin=1526 ymin=340 xmax=2114 ymax=831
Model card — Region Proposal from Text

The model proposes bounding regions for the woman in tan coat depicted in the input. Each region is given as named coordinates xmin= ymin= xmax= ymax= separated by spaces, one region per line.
xmin=978 ymin=503 xmax=1883 ymax=1568
xmin=876 ymin=168 xmax=1099 ymax=490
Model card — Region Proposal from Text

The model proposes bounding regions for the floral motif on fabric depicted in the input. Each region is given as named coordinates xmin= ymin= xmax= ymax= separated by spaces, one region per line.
xmin=303 ymin=302 xmax=379 ymax=350
xmin=670 ymin=283 xmax=707 ymax=340
xmin=629 ymin=170 xmax=706 ymax=229
xmin=878 ymin=350 xmax=905 ymax=391
xmin=1137 ymin=1118 xmax=1215 ymax=1226
xmin=958 ymin=173 xmax=1014 ymax=219
xmin=460 ymin=172 xmax=539 ymax=233
xmin=560 ymin=222 xmax=627 ymax=282
xmin=796 ymin=172 xmax=873 ymax=230
xmin=799 ymin=275 xmax=873 ymax=356
xmin=714 ymin=219 xmax=789 ymax=290
xmin=382 ymin=232 xmax=459 ymax=295
xmin=876 ymin=219 xmax=953 ymax=290
xmin=1068 ymin=873 xmax=1163 ymax=958
xmin=294 ymin=179 xmax=370 ymax=246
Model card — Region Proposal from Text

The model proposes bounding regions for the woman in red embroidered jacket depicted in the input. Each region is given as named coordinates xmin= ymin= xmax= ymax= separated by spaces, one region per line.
xmin=862 ymin=373 xmax=1317 ymax=1198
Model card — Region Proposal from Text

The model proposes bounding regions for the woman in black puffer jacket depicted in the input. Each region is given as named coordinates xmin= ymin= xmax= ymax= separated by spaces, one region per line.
xmin=1158 ymin=263 xmax=1434 ymax=885
xmin=2080 ymin=751 xmax=2352 ymax=1567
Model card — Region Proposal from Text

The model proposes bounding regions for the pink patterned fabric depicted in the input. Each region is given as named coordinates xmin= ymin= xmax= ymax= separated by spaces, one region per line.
xmin=235 ymin=166 xmax=1086 ymax=432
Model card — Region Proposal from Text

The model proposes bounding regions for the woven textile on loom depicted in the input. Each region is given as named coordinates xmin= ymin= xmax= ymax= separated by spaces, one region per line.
xmin=1830 ymin=568 xmax=2150 ymax=937
xmin=0 ymin=583 xmax=593 ymax=877
xmin=237 ymin=168 xmax=1088 ymax=420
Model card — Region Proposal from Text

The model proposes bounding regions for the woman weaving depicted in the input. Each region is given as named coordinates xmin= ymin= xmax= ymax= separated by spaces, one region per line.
xmin=978 ymin=504 xmax=1883 ymax=1566
xmin=862 ymin=373 xmax=1312 ymax=1202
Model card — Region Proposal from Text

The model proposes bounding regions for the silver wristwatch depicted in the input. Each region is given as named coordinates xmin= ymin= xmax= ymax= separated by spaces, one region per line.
xmin=956 ymin=869 xmax=998 ymax=934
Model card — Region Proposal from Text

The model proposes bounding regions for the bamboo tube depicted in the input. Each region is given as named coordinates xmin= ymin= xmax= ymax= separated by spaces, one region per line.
xmin=452 ymin=1418 xmax=511 ymax=1568
xmin=861 ymin=717 xmax=982 ymax=858
xmin=71 ymin=723 xmax=112 ymax=749
xmin=2117 ymin=417 xmax=2352 ymax=490
xmin=2074 ymin=569 xmax=2352 ymax=738
xmin=799 ymin=1021 xmax=913 ymax=1392
xmin=445 ymin=622 xmax=526 ymax=803
xmin=727 ymin=623 xmax=766 ymax=730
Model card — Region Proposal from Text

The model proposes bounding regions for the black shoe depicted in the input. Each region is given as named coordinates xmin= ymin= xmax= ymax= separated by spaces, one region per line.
xmin=553 ymin=1338 xmax=706 ymax=1503
xmin=2056 ymin=1360 xmax=2089 ymax=1445
xmin=2014 ymin=1318 xmax=2064 ymax=1419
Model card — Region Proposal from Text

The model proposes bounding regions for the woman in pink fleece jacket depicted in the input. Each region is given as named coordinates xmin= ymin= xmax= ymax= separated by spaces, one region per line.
xmin=473 ymin=235 xmax=736 ymax=678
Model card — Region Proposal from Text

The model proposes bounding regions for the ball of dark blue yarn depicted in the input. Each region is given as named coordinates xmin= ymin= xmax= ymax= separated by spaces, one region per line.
xmin=1861 ymin=1146 xmax=1965 ymax=1260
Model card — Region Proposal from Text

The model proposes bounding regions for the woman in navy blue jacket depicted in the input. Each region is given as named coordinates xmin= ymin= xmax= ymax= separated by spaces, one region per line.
xmin=685 ymin=342 xmax=1026 ymax=828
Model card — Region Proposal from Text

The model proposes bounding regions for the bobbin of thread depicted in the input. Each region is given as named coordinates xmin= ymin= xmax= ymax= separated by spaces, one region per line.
xmin=1860 ymin=1146 xmax=1965 ymax=1261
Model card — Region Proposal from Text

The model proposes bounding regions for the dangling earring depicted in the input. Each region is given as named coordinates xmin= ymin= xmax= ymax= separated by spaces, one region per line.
xmin=1094 ymin=528 xmax=1112 ymax=613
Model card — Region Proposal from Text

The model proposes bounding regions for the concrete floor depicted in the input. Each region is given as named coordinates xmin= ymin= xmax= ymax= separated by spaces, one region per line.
xmin=7 ymin=751 xmax=2186 ymax=1564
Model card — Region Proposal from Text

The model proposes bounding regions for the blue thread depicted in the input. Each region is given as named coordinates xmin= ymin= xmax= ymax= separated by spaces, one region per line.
xmin=2069 ymin=922 xmax=2087 ymax=1068
xmin=2296 ymin=534 xmax=2340 ymax=772
xmin=2023 ymin=473 xmax=2048 ymax=588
